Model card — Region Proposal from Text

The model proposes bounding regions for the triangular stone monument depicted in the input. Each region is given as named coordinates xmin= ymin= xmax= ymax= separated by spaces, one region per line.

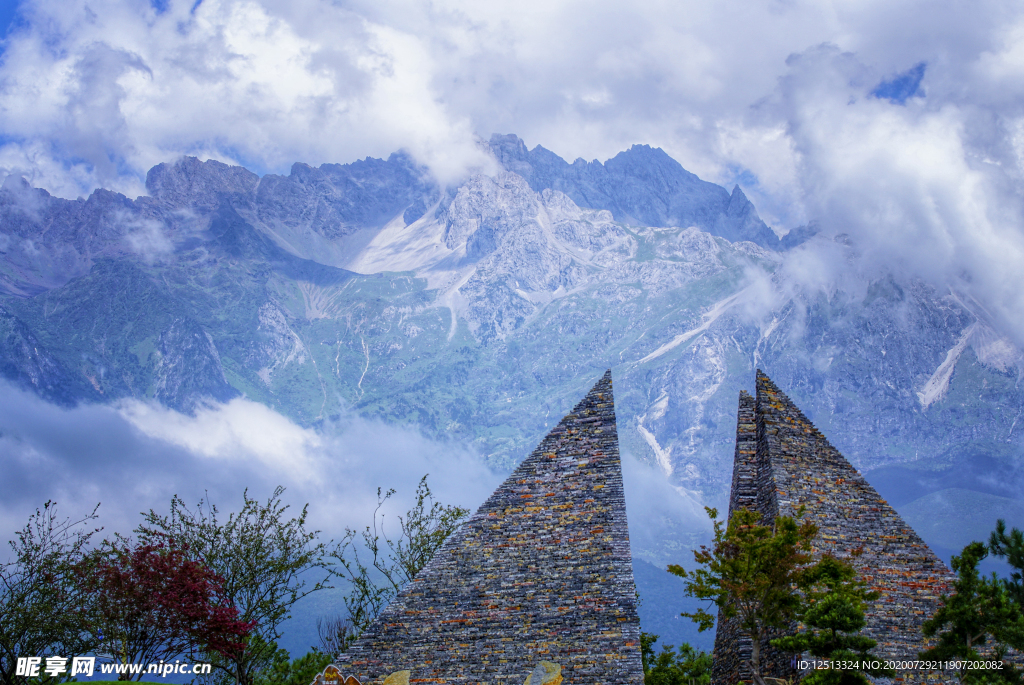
xmin=339 ymin=370 xmax=644 ymax=684
xmin=712 ymin=371 xmax=955 ymax=685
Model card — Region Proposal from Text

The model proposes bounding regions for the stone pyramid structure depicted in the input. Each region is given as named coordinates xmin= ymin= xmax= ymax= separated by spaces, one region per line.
xmin=712 ymin=371 xmax=955 ymax=685
xmin=339 ymin=371 xmax=644 ymax=684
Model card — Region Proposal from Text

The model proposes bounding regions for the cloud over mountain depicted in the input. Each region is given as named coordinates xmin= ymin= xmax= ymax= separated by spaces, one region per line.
xmin=3 ymin=0 xmax=1024 ymax=343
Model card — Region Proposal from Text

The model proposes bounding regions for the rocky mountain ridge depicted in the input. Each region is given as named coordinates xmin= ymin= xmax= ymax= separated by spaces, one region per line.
xmin=487 ymin=134 xmax=782 ymax=248
xmin=1 ymin=137 xmax=1022 ymax=571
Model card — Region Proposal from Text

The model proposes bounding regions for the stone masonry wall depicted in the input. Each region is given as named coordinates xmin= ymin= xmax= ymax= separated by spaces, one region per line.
xmin=711 ymin=391 xmax=756 ymax=685
xmin=754 ymin=371 xmax=954 ymax=682
xmin=338 ymin=371 xmax=644 ymax=685
xmin=728 ymin=391 xmax=758 ymax=520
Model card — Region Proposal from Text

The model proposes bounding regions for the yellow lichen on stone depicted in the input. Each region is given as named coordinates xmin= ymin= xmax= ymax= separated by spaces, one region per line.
xmin=524 ymin=661 xmax=562 ymax=685
xmin=381 ymin=671 xmax=410 ymax=685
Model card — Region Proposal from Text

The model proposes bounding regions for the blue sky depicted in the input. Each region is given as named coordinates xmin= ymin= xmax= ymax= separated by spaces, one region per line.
xmin=872 ymin=62 xmax=927 ymax=104
xmin=0 ymin=1 xmax=18 ymax=38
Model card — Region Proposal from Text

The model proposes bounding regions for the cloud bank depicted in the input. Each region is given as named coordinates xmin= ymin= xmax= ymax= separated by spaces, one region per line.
xmin=1 ymin=0 xmax=1021 ymax=205
xmin=0 ymin=380 xmax=502 ymax=557
xmin=0 ymin=378 xmax=704 ymax=574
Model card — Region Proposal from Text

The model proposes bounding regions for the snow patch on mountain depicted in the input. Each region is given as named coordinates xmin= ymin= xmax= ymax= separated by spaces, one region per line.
xmin=649 ymin=390 xmax=670 ymax=421
xmin=344 ymin=209 xmax=453 ymax=275
xmin=636 ymin=291 xmax=743 ymax=364
xmin=916 ymin=324 xmax=975 ymax=408
xmin=637 ymin=418 xmax=674 ymax=477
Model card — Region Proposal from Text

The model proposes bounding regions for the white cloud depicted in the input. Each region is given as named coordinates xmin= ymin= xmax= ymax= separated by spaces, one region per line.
xmin=750 ymin=43 xmax=1024 ymax=344
xmin=0 ymin=0 xmax=493 ymax=196
xmin=0 ymin=379 xmax=710 ymax=576
xmin=2 ymin=0 xmax=1024 ymax=338
xmin=0 ymin=0 xmax=1016 ymax=195
xmin=120 ymin=397 xmax=326 ymax=480
xmin=621 ymin=451 xmax=712 ymax=567
xmin=0 ymin=381 xmax=501 ymax=556
xmin=121 ymin=215 xmax=174 ymax=261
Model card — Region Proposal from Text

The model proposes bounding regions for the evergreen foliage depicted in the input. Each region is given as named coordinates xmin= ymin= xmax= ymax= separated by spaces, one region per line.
xmin=919 ymin=541 xmax=1021 ymax=684
xmin=639 ymin=632 xmax=712 ymax=685
xmin=255 ymin=646 xmax=333 ymax=685
xmin=988 ymin=520 xmax=1024 ymax=683
xmin=989 ymin=520 xmax=1024 ymax=606
xmin=771 ymin=555 xmax=892 ymax=685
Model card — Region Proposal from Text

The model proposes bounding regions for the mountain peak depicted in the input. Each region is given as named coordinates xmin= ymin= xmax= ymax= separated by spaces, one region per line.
xmin=145 ymin=156 xmax=259 ymax=208
xmin=486 ymin=135 xmax=778 ymax=248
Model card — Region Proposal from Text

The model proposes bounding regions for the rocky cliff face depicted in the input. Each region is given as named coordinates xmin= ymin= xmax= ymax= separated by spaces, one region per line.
xmin=0 ymin=138 xmax=1021 ymax=568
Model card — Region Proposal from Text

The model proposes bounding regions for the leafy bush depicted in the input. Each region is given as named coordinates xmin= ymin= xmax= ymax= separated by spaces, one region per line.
xmin=331 ymin=475 xmax=468 ymax=643
xmin=0 ymin=502 xmax=100 ymax=685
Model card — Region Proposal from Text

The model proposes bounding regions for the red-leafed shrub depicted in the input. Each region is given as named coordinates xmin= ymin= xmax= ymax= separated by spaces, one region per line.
xmin=86 ymin=537 xmax=254 ymax=679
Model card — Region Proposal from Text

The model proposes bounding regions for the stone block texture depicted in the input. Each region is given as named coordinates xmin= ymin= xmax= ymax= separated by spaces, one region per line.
xmin=339 ymin=371 xmax=644 ymax=685
xmin=712 ymin=372 xmax=956 ymax=685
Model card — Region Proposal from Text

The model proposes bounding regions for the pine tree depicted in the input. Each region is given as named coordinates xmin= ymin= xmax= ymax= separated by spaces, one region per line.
xmin=640 ymin=632 xmax=712 ymax=685
xmin=771 ymin=555 xmax=892 ymax=685
xmin=919 ymin=542 xmax=1019 ymax=684
xmin=989 ymin=520 xmax=1024 ymax=606
xmin=988 ymin=521 xmax=1024 ymax=684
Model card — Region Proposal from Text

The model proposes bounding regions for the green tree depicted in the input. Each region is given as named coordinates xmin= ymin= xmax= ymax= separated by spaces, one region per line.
xmin=0 ymin=502 xmax=100 ymax=685
xmin=989 ymin=520 xmax=1024 ymax=606
xmin=137 ymin=487 xmax=330 ymax=685
xmin=315 ymin=615 xmax=351 ymax=658
xmin=771 ymin=554 xmax=892 ymax=685
xmin=331 ymin=475 xmax=469 ymax=642
xmin=640 ymin=632 xmax=712 ymax=685
xmin=668 ymin=507 xmax=817 ymax=681
xmin=988 ymin=520 xmax=1024 ymax=683
xmin=919 ymin=541 xmax=1019 ymax=684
